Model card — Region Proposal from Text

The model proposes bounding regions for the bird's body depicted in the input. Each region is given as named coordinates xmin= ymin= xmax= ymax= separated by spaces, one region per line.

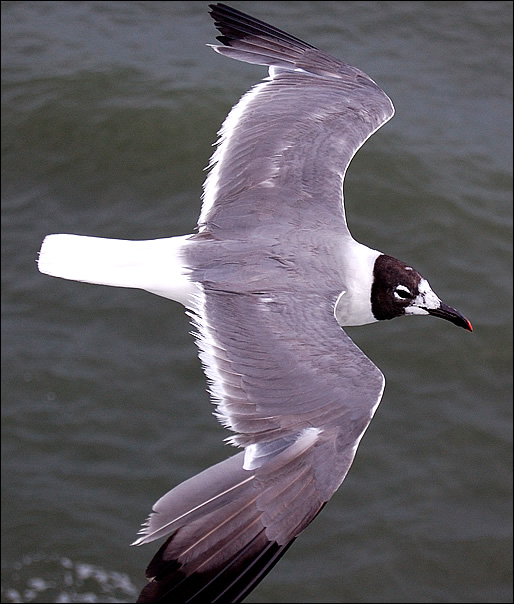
xmin=38 ymin=4 xmax=471 ymax=602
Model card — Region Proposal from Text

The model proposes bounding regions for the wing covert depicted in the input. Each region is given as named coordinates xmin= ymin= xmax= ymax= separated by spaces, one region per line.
xmin=191 ymin=287 xmax=385 ymax=498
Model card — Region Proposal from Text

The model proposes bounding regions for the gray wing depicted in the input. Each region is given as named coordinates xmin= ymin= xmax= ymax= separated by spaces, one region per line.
xmin=199 ymin=3 xmax=394 ymax=240
xmin=135 ymin=5 xmax=387 ymax=601
xmin=136 ymin=289 xmax=384 ymax=603
xmin=193 ymin=288 xmax=385 ymax=499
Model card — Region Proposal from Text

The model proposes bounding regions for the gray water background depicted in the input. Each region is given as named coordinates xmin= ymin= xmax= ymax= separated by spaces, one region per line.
xmin=2 ymin=1 xmax=512 ymax=602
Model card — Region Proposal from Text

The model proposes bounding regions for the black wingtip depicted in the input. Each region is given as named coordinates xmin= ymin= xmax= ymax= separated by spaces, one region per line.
xmin=208 ymin=3 xmax=316 ymax=50
xmin=137 ymin=531 xmax=296 ymax=603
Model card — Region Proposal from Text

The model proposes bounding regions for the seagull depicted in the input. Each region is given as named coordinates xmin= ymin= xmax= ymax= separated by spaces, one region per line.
xmin=38 ymin=3 xmax=473 ymax=602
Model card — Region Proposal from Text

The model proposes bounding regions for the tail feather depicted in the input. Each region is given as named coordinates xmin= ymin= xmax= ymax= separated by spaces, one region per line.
xmin=38 ymin=233 xmax=198 ymax=307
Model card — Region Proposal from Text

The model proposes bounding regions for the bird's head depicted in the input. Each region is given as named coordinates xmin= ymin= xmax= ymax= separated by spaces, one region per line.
xmin=371 ymin=254 xmax=472 ymax=331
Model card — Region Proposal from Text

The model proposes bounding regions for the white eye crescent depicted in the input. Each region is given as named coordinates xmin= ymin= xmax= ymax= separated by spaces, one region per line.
xmin=394 ymin=285 xmax=412 ymax=300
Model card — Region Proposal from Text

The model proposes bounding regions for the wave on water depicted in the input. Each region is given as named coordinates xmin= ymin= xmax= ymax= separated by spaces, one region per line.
xmin=1 ymin=553 xmax=138 ymax=603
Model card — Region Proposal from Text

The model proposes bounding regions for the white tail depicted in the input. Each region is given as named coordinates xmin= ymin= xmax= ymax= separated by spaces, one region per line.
xmin=38 ymin=234 xmax=199 ymax=307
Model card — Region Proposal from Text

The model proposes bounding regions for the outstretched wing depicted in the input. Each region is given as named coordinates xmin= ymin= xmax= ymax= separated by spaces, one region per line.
xmin=135 ymin=5 xmax=388 ymax=601
xmin=199 ymin=3 xmax=394 ymax=240
xmin=193 ymin=289 xmax=384 ymax=462
xmin=135 ymin=289 xmax=384 ymax=602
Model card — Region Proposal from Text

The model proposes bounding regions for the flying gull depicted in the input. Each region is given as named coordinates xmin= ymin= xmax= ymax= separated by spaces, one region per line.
xmin=38 ymin=3 xmax=473 ymax=602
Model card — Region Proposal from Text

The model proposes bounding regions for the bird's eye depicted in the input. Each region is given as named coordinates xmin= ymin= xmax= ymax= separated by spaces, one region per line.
xmin=394 ymin=285 xmax=412 ymax=300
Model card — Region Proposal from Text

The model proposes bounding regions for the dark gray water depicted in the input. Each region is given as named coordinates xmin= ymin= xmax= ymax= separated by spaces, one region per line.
xmin=2 ymin=1 xmax=512 ymax=602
